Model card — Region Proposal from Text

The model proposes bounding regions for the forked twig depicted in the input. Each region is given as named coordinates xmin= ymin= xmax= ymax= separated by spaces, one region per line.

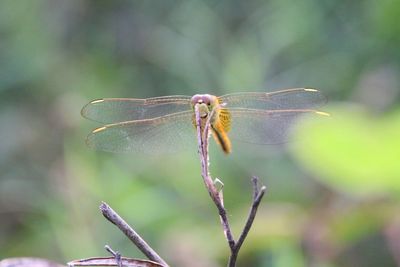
xmin=194 ymin=104 xmax=267 ymax=267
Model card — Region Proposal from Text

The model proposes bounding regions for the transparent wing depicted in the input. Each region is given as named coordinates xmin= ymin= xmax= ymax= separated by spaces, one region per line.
xmin=82 ymin=95 xmax=192 ymax=123
xmin=219 ymin=88 xmax=326 ymax=110
xmin=86 ymin=111 xmax=197 ymax=154
xmin=226 ymin=108 xmax=328 ymax=145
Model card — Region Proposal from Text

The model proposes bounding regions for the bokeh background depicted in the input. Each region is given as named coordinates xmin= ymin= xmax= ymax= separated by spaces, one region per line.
xmin=1 ymin=1 xmax=400 ymax=266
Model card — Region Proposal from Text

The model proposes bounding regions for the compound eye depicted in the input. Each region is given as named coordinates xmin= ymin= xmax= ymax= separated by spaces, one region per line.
xmin=201 ymin=95 xmax=211 ymax=105
xmin=191 ymin=95 xmax=203 ymax=104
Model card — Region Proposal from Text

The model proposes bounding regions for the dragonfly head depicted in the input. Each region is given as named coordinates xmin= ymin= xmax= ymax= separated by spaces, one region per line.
xmin=191 ymin=94 xmax=219 ymax=118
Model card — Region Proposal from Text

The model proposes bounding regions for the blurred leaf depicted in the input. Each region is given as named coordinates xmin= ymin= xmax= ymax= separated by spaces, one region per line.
xmin=368 ymin=0 xmax=400 ymax=40
xmin=291 ymin=104 xmax=400 ymax=196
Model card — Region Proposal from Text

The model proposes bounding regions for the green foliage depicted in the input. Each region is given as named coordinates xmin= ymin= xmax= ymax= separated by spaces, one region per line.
xmin=292 ymin=105 xmax=400 ymax=196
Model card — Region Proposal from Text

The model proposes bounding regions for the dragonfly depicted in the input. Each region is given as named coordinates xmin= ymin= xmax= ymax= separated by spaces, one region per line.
xmin=81 ymin=88 xmax=329 ymax=154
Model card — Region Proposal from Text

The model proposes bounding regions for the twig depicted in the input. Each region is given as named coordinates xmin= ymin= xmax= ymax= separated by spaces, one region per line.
xmin=100 ymin=202 xmax=169 ymax=267
xmin=195 ymin=105 xmax=235 ymax=250
xmin=251 ymin=176 xmax=260 ymax=200
xmin=228 ymin=177 xmax=266 ymax=267
xmin=194 ymin=104 xmax=267 ymax=267
xmin=105 ymin=245 xmax=123 ymax=267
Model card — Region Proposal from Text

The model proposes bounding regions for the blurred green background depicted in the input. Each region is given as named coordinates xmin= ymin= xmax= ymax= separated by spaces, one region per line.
xmin=1 ymin=1 xmax=400 ymax=266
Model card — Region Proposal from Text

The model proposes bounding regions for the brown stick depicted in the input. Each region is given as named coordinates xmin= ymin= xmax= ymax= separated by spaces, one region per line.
xmin=228 ymin=177 xmax=266 ymax=267
xmin=100 ymin=202 xmax=169 ymax=267
xmin=195 ymin=105 xmax=236 ymax=250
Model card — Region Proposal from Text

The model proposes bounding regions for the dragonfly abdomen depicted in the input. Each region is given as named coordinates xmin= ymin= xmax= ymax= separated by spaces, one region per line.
xmin=211 ymin=121 xmax=232 ymax=154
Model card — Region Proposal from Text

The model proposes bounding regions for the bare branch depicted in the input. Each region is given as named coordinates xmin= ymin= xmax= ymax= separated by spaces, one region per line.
xmin=251 ymin=176 xmax=260 ymax=200
xmin=228 ymin=178 xmax=267 ymax=267
xmin=100 ymin=202 xmax=169 ymax=267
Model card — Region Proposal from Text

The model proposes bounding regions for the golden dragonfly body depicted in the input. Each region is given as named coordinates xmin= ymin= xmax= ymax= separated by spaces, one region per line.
xmin=82 ymin=88 xmax=329 ymax=154
xmin=191 ymin=94 xmax=232 ymax=153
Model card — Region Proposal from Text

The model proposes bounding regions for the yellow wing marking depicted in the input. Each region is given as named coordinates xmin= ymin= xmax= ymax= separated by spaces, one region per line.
xmin=315 ymin=111 xmax=330 ymax=116
xmin=92 ymin=126 xmax=107 ymax=133
xmin=90 ymin=99 xmax=105 ymax=104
